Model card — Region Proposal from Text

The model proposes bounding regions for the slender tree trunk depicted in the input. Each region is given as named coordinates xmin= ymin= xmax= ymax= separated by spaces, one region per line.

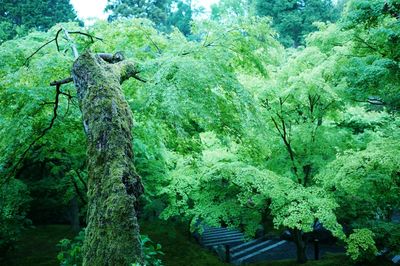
xmin=70 ymin=196 xmax=80 ymax=232
xmin=72 ymin=51 xmax=144 ymax=266
xmin=293 ymin=228 xmax=308 ymax=264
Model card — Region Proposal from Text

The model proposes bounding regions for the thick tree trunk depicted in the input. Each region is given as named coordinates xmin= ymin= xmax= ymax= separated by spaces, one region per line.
xmin=293 ymin=229 xmax=308 ymax=264
xmin=72 ymin=52 xmax=144 ymax=266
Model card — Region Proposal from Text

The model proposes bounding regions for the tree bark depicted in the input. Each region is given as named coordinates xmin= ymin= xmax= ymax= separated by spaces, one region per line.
xmin=72 ymin=51 xmax=144 ymax=266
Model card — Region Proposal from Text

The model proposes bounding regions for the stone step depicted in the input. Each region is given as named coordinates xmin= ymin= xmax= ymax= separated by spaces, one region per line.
xmin=231 ymin=240 xmax=272 ymax=260
xmin=203 ymin=227 xmax=228 ymax=233
xmin=203 ymin=235 xmax=244 ymax=247
xmin=203 ymin=229 xmax=239 ymax=237
xmin=230 ymin=238 xmax=264 ymax=253
xmin=233 ymin=240 xmax=287 ymax=265
xmin=202 ymin=231 xmax=243 ymax=241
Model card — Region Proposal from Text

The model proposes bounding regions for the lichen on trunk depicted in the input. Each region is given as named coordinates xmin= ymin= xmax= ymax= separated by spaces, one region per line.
xmin=72 ymin=51 xmax=144 ymax=266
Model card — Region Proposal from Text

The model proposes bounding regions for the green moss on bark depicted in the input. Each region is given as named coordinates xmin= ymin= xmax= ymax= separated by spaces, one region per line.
xmin=72 ymin=51 xmax=144 ymax=266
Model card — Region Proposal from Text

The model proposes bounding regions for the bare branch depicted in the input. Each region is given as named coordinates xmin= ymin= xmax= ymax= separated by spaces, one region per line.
xmin=50 ymin=77 xmax=73 ymax=86
xmin=25 ymin=28 xmax=102 ymax=65
xmin=62 ymin=27 xmax=79 ymax=59
xmin=98 ymin=52 xmax=124 ymax=63
xmin=132 ymin=75 xmax=147 ymax=83
xmin=55 ymin=28 xmax=63 ymax=52
xmin=12 ymin=84 xmax=62 ymax=177
xmin=24 ymin=31 xmax=60 ymax=66
xmin=68 ymin=31 xmax=103 ymax=42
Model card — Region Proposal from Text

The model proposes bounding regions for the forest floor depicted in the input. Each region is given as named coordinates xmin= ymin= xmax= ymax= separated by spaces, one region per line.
xmin=1 ymin=220 xmax=394 ymax=266
xmin=2 ymin=225 xmax=76 ymax=266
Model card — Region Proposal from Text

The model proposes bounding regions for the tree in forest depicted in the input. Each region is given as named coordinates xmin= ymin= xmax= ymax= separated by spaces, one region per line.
xmin=260 ymin=46 xmax=345 ymax=185
xmin=339 ymin=0 xmax=400 ymax=111
xmin=211 ymin=0 xmax=255 ymax=19
xmin=0 ymin=15 xmax=281 ymax=263
xmin=3 ymin=26 xmax=147 ymax=264
xmin=0 ymin=0 xmax=78 ymax=43
xmin=162 ymin=132 xmax=345 ymax=264
xmin=239 ymin=47 xmax=349 ymax=263
xmin=72 ymin=51 xmax=145 ymax=265
xmin=167 ymin=0 xmax=193 ymax=36
xmin=254 ymin=0 xmax=340 ymax=47
xmin=1 ymin=2 xmax=399 ymax=264
xmin=106 ymin=0 xmax=195 ymax=35
xmin=158 ymin=17 xmax=351 ymax=264
xmin=316 ymin=138 xmax=400 ymax=260
xmin=106 ymin=0 xmax=171 ymax=25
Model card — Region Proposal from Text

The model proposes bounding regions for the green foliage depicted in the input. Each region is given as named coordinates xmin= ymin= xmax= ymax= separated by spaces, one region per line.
xmin=316 ymin=138 xmax=400 ymax=254
xmin=57 ymin=230 xmax=84 ymax=266
xmin=259 ymin=45 xmax=348 ymax=183
xmin=161 ymin=132 xmax=274 ymax=235
xmin=162 ymin=132 xmax=344 ymax=242
xmin=138 ymin=235 xmax=164 ymax=266
xmin=1 ymin=1 xmax=400 ymax=263
xmin=338 ymin=0 xmax=400 ymax=110
xmin=0 ymin=0 xmax=78 ymax=42
xmin=254 ymin=0 xmax=341 ymax=47
xmin=106 ymin=0 xmax=196 ymax=35
xmin=211 ymin=0 xmax=254 ymax=19
xmin=0 ymin=178 xmax=30 ymax=256
xmin=346 ymin=229 xmax=378 ymax=261
xmin=269 ymin=185 xmax=344 ymax=239
xmin=106 ymin=0 xmax=172 ymax=24
xmin=57 ymin=231 xmax=164 ymax=266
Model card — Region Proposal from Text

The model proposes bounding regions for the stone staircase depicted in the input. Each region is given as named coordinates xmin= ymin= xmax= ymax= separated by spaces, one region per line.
xmin=200 ymin=226 xmax=400 ymax=265
xmin=200 ymin=227 xmax=288 ymax=265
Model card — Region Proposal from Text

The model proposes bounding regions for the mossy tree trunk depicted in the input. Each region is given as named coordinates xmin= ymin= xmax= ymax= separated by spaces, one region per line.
xmin=72 ymin=52 xmax=144 ymax=266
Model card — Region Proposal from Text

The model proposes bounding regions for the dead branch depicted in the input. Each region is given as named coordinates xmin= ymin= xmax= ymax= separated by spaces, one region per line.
xmin=68 ymin=31 xmax=103 ymax=42
xmin=50 ymin=77 xmax=73 ymax=86
xmin=25 ymin=28 xmax=102 ymax=65
xmin=132 ymin=75 xmax=147 ymax=83
xmin=24 ymin=29 xmax=63 ymax=66
xmin=12 ymin=83 xmax=63 ymax=176
xmin=62 ymin=27 xmax=79 ymax=59
xmin=98 ymin=52 xmax=125 ymax=63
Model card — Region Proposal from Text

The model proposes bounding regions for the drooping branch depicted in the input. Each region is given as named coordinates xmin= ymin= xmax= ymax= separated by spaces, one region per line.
xmin=12 ymin=82 xmax=63 ymax=176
